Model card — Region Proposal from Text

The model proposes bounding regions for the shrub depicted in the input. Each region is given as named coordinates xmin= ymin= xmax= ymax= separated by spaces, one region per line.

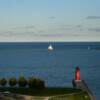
xmin=0 ymin=78 xmax=7 ymax=87
xmin=9 ymin=77 xmax=17 ymax=87
xmin=18 ymin=76 xmax=27 ymax=87
xmin=28 ymin=77 xmax=37 ymax=88
xmin=28 ymin=77 xmax=45 ymax=89
xmin=35 ymin=79 xmax=45 ymax=89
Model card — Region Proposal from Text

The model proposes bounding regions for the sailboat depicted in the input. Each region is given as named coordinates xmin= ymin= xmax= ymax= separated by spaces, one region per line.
xmin=48 ymin=45 xmax=53 ymax=51
xmin=88 ymin=46 xmax=90 ymax=50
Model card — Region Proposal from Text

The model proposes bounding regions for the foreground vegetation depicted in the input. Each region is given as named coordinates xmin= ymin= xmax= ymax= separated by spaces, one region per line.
xmin=0 ymin=76 xmax=45 ymax=89
xmin=0 ymin=76 xmax=90 ymax=100
xmin=0 ymin=87 xmax=81 ymax=96
xmin=0 ymin=87 xmax=90 ymax=100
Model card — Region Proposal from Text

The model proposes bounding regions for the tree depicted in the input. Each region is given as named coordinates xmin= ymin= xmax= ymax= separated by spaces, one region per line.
xmin=9 ymin=77 xmax=17 ymax=87
xmin=28 ymin=77 xmax=45 ymax=89
xmin=18 ymin=76 xmax=27 ymax=87
xmin=28 ymin=77 xmax=37 ymax=88
xmin=0 ymin=78 xmax=7 ymax=87
xmin=35 ymin=79 xmax=45 ymax=89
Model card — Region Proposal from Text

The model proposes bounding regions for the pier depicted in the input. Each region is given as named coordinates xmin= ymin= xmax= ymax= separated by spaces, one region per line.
xmin=73 ymin=80 xmax=95 ymax=100
xmin=73 ymin=67 xmax=95 ymax=100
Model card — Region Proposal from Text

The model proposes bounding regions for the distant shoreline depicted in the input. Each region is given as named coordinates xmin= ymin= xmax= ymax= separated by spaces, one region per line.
xmin=0 ymin=41 xmax=100 ymax=43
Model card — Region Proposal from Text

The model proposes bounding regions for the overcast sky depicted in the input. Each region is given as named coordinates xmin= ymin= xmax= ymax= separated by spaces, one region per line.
xmin=0 ymin=0 xmax=100 ymax=42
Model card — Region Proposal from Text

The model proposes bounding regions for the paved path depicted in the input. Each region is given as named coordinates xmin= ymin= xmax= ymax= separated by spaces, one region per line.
xmin=0 ymin=92 xmax=50 ymax=100
xmin=20 ymin=95 xmax=50 ymax=100
xmin=44 ymin=97 xmax=50 ymax=100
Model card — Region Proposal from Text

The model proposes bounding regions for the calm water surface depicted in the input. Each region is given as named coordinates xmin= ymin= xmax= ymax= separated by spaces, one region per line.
xmin=0 ymin=42 xmax=100 ymax=99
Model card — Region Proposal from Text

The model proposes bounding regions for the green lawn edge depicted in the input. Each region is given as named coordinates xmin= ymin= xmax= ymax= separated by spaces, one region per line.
xmin=0 ymin=87 xmax=82 ymax=96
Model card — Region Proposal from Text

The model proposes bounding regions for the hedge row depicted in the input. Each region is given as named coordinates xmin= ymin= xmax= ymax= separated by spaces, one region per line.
xmin=0 ymin=76 xmax=45 ymax=89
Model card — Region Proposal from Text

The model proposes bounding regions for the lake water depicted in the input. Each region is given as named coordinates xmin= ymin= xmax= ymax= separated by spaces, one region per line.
xmin=0 ymin=42 xmax=100 ymax=99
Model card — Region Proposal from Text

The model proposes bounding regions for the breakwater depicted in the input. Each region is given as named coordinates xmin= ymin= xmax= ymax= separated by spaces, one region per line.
xmin=73 ymin=80 xmax=95 ymax=100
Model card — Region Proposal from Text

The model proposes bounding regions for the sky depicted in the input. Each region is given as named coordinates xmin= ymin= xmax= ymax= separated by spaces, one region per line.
xmin=0 ymin=0 xmax=100 ymax=42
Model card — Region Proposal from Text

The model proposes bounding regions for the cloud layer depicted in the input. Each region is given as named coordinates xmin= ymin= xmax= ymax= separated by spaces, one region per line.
xmin=87 ymin=16 xmax=100 ymax=19
xmin=88 ymin=28 xmax=100 ymax=32
xmin=0 ymin=16 xmax=100 ymax=42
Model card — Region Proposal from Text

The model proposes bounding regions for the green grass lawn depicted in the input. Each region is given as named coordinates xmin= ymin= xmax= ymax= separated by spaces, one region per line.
xmin=49 ymin=92 xmax=90 ymax=100
xmin=0 ymin=87 xmax=90 ymax=100
xmin=0 ymin=87 xmax=82 ymax=96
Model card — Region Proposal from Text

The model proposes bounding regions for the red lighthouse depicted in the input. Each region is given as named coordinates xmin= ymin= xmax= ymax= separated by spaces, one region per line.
xmin=75 ymin=67 xmax=80 ymax=81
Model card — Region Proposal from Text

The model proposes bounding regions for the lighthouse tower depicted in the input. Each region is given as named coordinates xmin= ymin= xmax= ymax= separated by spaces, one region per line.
xmin=72 ymin=66 xmax=81 ymax=88
xmin=75 ymin=66 xmax=81 ymax=81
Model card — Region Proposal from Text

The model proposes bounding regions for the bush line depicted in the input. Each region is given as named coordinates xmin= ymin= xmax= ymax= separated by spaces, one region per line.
xmin=0 ymin=76 xmax=45 ymax=89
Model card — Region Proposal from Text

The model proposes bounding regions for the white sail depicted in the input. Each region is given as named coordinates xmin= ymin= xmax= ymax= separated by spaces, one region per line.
xmin=48 ymin=45 xmax=53 ymax=50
